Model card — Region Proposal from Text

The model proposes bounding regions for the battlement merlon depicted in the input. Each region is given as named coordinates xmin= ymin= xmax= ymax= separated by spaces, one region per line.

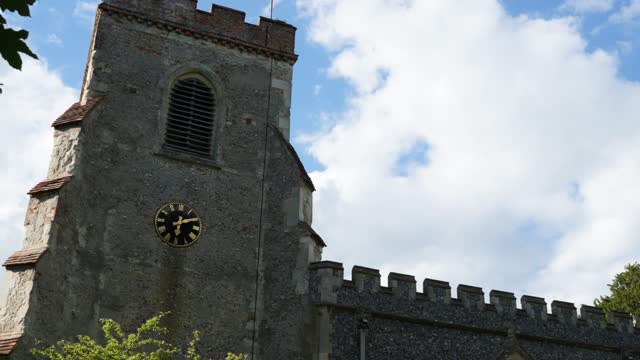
xmin=309 ymin=261 xmax=638 ymax=340
xmin=100 ymin=0 xmax=297 ymax=60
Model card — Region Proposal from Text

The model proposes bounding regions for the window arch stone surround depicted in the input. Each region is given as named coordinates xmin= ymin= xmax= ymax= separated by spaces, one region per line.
xmin=155 ymin=64 xmax=227 ymax=165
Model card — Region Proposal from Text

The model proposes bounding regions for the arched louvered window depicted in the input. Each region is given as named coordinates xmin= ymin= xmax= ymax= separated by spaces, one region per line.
xmin=163 ymin=76 xmax=216 ymax=157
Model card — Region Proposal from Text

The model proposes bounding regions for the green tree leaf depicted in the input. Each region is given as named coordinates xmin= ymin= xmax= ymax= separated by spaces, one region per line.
xmin=0 ymin=0 xmax=38 ymax=70
xmin=594 ymin=262 xmax=640 ymax=318
xmin=31 ymin=312 xmax=248 ymax=360
xmin=0 ymin=0 xmax=36 ymax=16
xmin=0 ymin=26 xmax=38 ymax=70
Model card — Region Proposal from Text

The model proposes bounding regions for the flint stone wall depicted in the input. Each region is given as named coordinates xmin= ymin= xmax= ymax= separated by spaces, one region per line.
xmin=310 ymin=262 xmax=640 ymax=359
xmin=0 ymin=1 xmax=319 ymax=359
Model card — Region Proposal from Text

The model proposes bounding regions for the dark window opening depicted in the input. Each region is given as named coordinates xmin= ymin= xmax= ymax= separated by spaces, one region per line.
xmin=163 ymin=77 xmax=216 ymax=158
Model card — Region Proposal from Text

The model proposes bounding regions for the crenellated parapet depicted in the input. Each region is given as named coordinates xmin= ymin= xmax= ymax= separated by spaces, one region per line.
xmin=309 ymin=261 xmax=640 ymax=353
xmin=99 ymin=0 xmax=297 ymax=62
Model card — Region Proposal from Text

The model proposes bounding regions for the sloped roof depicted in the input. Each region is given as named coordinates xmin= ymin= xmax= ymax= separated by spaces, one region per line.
xmin=298 ymin=221 xmax=326 ymax=248
xmin=0 ymin=333 xmax=22 ymax=355
xmin=27 ymin=176 xmax=72 ymax=195
xmin=3 ymin=247 xmax=48 ymax=268
xmin=51 ymin=97 xmax=102 ymax=128
xmin=269 ymin=123 xmax=315 ymax=191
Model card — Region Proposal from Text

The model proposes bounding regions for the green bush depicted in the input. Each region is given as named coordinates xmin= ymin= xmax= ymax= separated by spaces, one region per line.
xmin=595 ymin=262 xmax=640 ymax=318
xmin=31 ymin=312 xmax=246 ymax=360
xmin=225 ymin=354 xmax=247 ymax=360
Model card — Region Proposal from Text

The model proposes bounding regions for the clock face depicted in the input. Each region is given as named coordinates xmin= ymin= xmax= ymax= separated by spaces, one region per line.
xmin=154 ymin=202 xmax=202 ymax=248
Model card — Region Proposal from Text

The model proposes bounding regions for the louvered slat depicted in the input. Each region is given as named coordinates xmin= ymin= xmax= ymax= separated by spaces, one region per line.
xmin=173 ymin=88 xmax=212 ymax=107
xmin=175 ymin=79 xmax=211 ymax=91
xmin=169 ymin=102 xmax=216 ymax=120
xmin=166 ymin=120 xmax=212 ymax=136
xmin=173 ymin=85 xmax=214 ymax=99
xmin=164 ymin=78 xmax=215 ymax=157
xmin=165 ymin=114 xmax=214 ymax=132
xmin=166 ymin=132 xmax=211 ymax=146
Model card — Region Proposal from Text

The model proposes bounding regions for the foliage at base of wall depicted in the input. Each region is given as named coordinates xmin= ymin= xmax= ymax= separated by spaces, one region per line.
xmin=30 ymin=312 xmax=247 ymax=360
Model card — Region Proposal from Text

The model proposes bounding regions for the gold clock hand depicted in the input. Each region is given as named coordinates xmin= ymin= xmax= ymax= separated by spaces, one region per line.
xmin=173 ymin=216 xmax=183 ymax=236
xmin=180 ymin=217 xmax=200 ymax=224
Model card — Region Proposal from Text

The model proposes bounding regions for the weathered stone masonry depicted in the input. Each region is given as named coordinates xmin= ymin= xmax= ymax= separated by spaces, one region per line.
xmin=0 ymin=1 xmax=321 ymax=359
xmin=310 ymin=262 xmax=640 ymax=359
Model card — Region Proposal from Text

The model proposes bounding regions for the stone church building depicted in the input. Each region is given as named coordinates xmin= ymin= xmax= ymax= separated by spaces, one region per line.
xmin=1 ymin=1 xmax=640 ymax=359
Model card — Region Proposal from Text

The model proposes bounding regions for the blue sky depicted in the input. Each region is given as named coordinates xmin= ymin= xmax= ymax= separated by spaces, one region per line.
xmin=2 ymin=0 xmax=640 ymax=306
xmin=5 ymin=0 xmax=640 ymax=172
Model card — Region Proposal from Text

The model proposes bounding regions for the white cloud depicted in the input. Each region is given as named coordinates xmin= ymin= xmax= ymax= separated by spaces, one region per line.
xmin=73 ymin=1 xmax=99 ymax=22
xmin=296 ymin=0 xmax=640 ymax=306
xmin=0 ymin=59 xmax=77 ymax=289
xmin=46 ymin=34 xmax=63 ymax=47
xmin=610 ymin=0 xmax=640 ymax=22
xmin=561 ymin=0 xmax=615 ymax=13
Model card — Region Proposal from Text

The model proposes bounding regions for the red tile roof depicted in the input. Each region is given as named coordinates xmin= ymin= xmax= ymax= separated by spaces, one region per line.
xmin=3 ymin=247 xmax=48 ymax=268
xmin=51 ymin=97 xmax=102 ymax=128
xmin=27 ymin=176 xmax=72 ymax=196
xmin=0 ymin=333 xmax=22 ymax=355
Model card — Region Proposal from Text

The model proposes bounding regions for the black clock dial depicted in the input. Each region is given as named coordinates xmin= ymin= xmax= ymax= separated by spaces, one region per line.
xmin=154 ymin=202 xmax=202 ymax=248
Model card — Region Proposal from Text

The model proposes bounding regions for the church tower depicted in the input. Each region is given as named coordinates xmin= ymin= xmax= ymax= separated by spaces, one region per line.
xmin=0 ymin=1 xmax=323 ymax=358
